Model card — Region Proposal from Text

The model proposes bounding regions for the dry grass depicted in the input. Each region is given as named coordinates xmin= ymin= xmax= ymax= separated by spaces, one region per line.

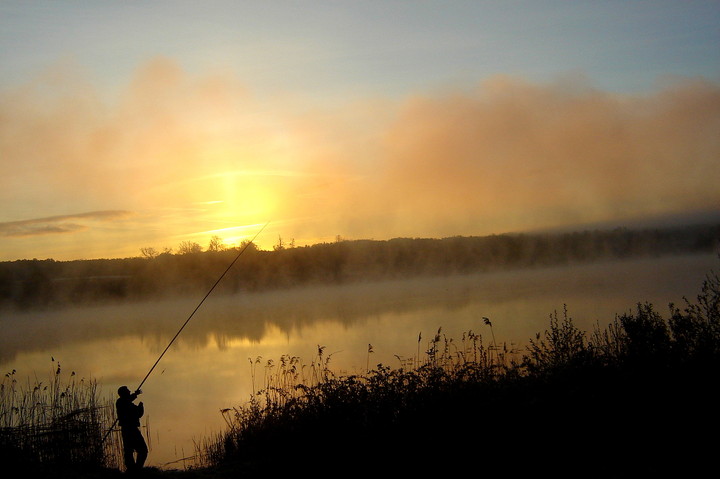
xmin=0 ymin=360 xmax=123 ymax=471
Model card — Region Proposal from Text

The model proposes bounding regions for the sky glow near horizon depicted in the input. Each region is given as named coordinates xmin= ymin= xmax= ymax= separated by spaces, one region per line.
xmin=1 ymin=1 xmax=719 ymax=261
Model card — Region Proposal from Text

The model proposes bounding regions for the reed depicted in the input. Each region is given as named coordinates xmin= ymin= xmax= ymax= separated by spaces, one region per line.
xmin=192 ymin=320 xmax=522 ymax=469
xmin=0 ymin=361 xmax=123 ymax=471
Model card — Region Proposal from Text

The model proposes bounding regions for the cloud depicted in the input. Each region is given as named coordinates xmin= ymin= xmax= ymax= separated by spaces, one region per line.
xmin=0 ymin=210 xmax=133 ymax=237
xmin=360 ymin=75 xmax=720 ymax=236
xmin=0 ymin=58 xmax=718 ymax=260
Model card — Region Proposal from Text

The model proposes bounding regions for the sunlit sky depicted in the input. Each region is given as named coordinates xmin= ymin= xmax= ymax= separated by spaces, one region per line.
xmin=1 ymin=1 xmax=719 ymax=261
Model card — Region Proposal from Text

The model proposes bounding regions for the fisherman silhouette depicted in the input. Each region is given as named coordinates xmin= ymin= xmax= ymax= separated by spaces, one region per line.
xmin=116 ymin=386 xmax=148 ymax=472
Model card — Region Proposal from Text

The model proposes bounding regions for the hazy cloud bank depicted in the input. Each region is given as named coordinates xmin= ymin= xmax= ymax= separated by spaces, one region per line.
xmin=1 ymin=58 xmax=718 ymax=259
xmin=368 ymin=75 xmax=720 ymax=237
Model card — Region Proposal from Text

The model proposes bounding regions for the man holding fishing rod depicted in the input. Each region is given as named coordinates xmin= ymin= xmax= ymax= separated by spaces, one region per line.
xmin=116 ymin=386 xmax=148 ymax=472
xmin=104 ymin=224 xmax=268 ymax=472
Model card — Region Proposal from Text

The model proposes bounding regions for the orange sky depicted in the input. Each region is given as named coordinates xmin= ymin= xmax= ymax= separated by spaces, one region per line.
xmin=1 ymin=60 xmax=718 ymax=261
xmin=1 ymin=3 xmax=719 ymax=261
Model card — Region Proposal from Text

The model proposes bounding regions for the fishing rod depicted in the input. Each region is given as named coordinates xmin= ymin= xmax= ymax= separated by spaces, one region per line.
xmin=136 ymin=221 xmax=269 ymax=390
xmin=102 ymin=221 xmax=269 ymax=443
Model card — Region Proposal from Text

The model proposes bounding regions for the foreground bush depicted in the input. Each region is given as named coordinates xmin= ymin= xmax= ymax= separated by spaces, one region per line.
xmin=196 ymin=270 xmax=719 ymax=476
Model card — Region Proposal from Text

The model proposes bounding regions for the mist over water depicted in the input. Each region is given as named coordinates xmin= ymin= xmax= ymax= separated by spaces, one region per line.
xmin=0 ymin=253 xmax=715 ymax=467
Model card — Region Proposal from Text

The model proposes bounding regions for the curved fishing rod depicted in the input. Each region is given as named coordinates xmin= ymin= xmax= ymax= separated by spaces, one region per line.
xmin=102 ymin=221 xmax=269 ymax=443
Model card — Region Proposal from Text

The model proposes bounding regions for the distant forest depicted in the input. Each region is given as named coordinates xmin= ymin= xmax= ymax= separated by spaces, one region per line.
xmin=1 ymin=224 xmax=718 ymax=310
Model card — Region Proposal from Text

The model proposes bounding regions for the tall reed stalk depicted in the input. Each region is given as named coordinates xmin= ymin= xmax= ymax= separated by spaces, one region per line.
xmin=0 ymin=361 xmax=123 ymax=471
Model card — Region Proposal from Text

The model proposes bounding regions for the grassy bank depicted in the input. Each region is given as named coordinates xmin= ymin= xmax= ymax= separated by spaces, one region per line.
xmin=193 ymin=268 xmax=719 ymax=477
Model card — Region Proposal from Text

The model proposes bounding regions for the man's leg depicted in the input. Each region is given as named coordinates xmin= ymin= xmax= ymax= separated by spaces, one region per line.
xmin=135 ymin=429 xmax=148 ymax=469
xmin=121 ymin=430 xmax=136 ymax=471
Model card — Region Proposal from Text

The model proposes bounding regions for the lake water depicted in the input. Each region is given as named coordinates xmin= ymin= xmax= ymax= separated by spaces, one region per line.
xmin=1 ymin=253 xmax=716 ymax=468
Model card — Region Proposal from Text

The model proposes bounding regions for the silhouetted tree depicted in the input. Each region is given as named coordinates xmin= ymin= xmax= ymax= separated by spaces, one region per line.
xmin=207 ymin=236 xmax=226 ymax=252
xmin=178 ymin=241 xmax=202 ymax=255
xmin=140 ymin=247 xmax=159 ymax=259
xmin=273 ymin=236 xmax=285 ymax=251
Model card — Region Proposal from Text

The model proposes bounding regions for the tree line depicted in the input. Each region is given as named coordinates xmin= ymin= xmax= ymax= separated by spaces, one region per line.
xmin=1 ymin=223 xmax=718 ymax=310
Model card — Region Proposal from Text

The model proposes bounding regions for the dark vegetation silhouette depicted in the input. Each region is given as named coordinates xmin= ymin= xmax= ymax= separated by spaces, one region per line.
xmin=1 ymin=267 xmax=718 ymax=477
xmin=1 ymin=223 xmax=718 ymax=310
xmin=0 ymin=361 xmax=125 ymax=476
xmin=193 ymin=269 xmax=719 ymax=477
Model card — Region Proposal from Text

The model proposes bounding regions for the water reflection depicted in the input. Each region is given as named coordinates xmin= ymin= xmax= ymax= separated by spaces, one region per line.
xmin=0 ymin=253 xmax=715 ymax=467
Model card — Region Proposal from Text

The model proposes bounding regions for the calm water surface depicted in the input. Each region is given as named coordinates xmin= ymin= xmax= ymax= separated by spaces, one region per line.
xmin=1 ymin=253 xmax=715 ymax=468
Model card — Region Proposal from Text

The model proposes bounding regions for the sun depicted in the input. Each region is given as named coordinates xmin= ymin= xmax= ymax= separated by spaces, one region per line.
xmin=224 ymin=180 xmax=279 ymax=219
xmin=180 ymin=170 xmax=288 ymax=249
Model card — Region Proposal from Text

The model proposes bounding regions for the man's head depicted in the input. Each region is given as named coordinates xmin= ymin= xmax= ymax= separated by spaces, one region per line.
xmin=117 ymin=386 xmax=131 ymax=398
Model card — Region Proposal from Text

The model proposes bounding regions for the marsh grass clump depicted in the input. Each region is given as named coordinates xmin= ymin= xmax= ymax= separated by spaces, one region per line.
xmin=193 ymin=325 xmax=526 ymax=471
xmin=195 ymin=269 xmax=719 ymax=475
xmin=0 ymin=361 xmax=122 ymax=473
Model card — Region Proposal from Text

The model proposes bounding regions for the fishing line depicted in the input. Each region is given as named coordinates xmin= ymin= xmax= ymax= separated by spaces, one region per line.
xmin=102 ymin=221 xmax=269 ymax=443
